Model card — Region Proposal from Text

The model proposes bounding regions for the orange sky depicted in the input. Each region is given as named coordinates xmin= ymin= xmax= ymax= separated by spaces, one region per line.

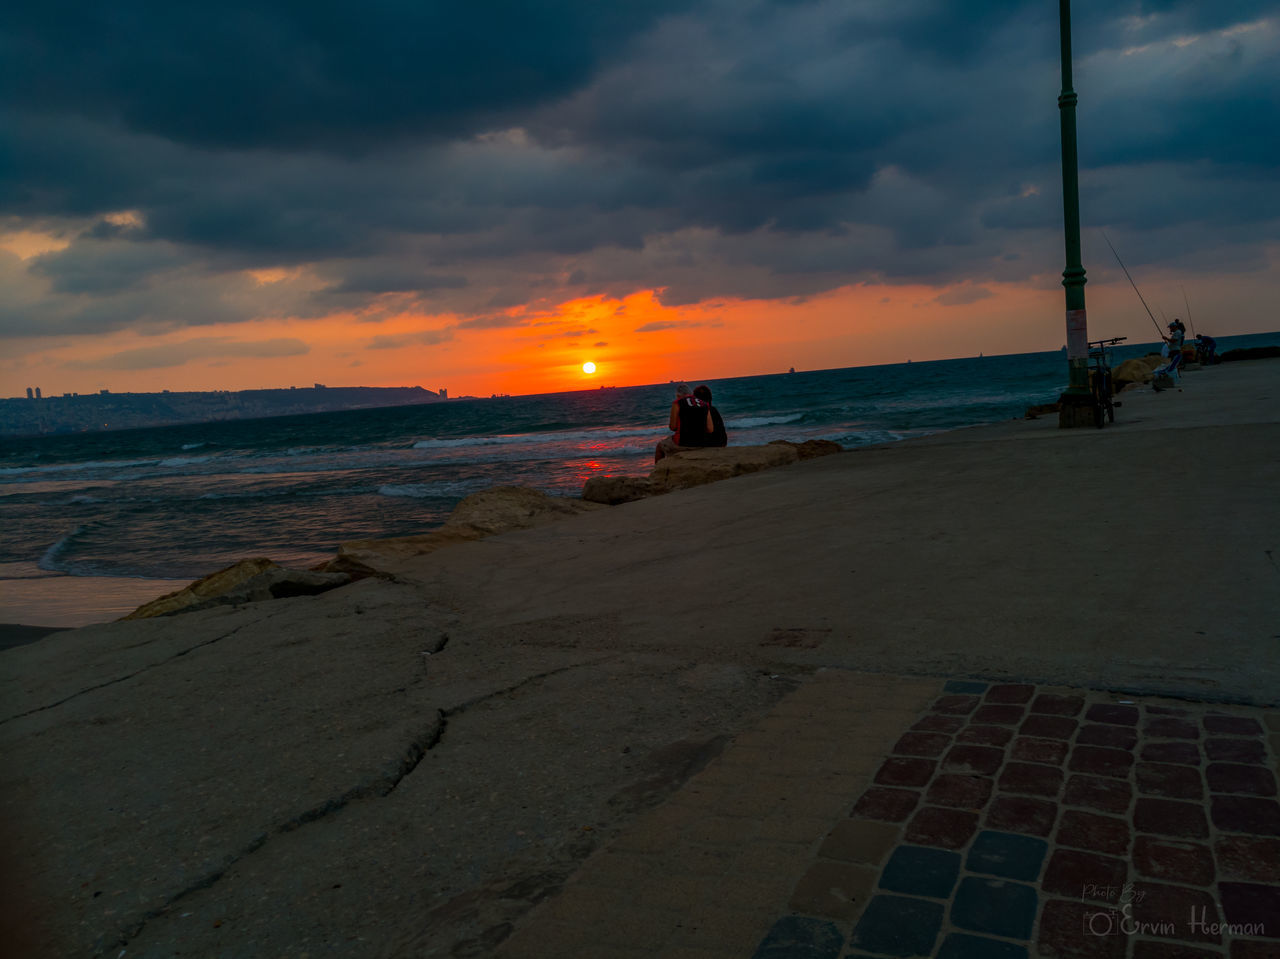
xmin=3 ymin=251 xmax=1278 ymax=399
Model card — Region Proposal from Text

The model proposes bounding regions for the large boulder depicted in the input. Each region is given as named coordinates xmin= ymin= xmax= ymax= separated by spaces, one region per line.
xmin=123 ymin=558 xmax=351 ymax=619
xmin=582 ymin=475 xmax=658 ymax=505
xmin=1112 ymin=358 xmax=1155 ymax=386
xmin=649 ymin=444 xmax=802 ymax=492
xmin=336 ymin=486 xmax=606 ymax=568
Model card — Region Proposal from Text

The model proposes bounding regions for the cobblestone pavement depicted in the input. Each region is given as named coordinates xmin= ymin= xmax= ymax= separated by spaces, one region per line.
xmin=495 ymin=671 xmax=1280 ymax=959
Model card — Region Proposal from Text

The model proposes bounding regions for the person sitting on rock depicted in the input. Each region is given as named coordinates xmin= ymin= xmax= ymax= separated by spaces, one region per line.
xmin=1195 ymin=333 xmax=1218 ymax=365
xmin=655 ymin=383 xmax=713 ymax=462
xmin=693 ymin=384 xmax=727 ymax=447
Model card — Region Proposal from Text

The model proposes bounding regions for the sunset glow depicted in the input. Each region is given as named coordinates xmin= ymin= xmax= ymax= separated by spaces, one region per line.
xmin=1 ymin=5 xmax=1276 ymax=402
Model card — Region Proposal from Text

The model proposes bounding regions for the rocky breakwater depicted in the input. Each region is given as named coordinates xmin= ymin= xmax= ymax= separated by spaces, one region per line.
xmin=123 ymin=443 xmax=843 ymax=617
xmin=582 ymin=439 xmax=844 ymax=505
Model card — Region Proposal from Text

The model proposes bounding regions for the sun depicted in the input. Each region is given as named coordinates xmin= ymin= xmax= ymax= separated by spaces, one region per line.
xmin=582 ymin=361 xmax=597 ymax=375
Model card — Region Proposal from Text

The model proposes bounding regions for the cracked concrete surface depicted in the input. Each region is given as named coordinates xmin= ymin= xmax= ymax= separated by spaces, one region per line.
xmin=3 ymin=360 xmax=1277 ymax=957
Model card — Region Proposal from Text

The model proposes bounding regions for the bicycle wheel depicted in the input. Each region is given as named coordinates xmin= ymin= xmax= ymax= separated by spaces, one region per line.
xmin=1104 ymin=374 xmax=1115 ymax=423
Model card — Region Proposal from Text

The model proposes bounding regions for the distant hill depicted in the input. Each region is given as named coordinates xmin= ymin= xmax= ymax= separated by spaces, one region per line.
xmin=0 ymin=385 xmax=447 ymax=437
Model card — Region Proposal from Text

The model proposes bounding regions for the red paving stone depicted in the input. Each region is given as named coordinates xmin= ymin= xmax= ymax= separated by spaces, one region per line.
xmin=1063 ymin=774 xmax=1132 ymax=814
xmin=1206 ymin=738 xmax=1267 ymax=764
xmin=999 ymin=761 xmax=1064 ymax=797
xmin=1030 ymin=693 xmax=1085 ymax=716
xmin=932 ymin=694 xmax=980 ymax=714
xmin=1211 ymin=796 xmax=1280 ymax=836
xmin=971 ymin=704 xmax=1026 ymax=725
xmin=1204 ymin=715 xmax=1264 ymax=736
xmin=1011 ymin=736 xmax=1070 ymax=765
xmin=1086 ymin=703 xmax=1140 ymax=725
xmin=874 ymin=756 xmax=936 ymax=787
xmin=925 ymin=773 xmax=993 ymax=809
xmin=903 ymin=805 xmax=979 ymax=849
xmin=955 ymin=724 xmax=1014 ymax=746
xmin=1132 ymin=836 xmax=1215 ymax=885
xmin=852 ymin=786 xmax=920 ymax=822
xmin=775 ymin=684 xmax=1279 ymax=959
xmin=1020 ymin=714 xmax=1078 ymax=739
xmin=1144 ymin=717 xmax=1200 ymax=739
xmin=1136 ymin=762 xmax=1205 ymax=800
xmin=1130 ymin=881 xmax=1224 ymax=945
xmin=1218 ymin=882 xmax=1280 ymax=937
xmin=984 ymin=683 xmax=1035 ymax=704
xmin=941 ymin=744 xmax=1005 ymax=776
xmin=914 ymin=713 xmax=966 ymax=733
xmin=1055 ymin=810 xmax=1131 ymax=856
xmin=985 ymin=794 xmax=1059 ymax=837
xmin=1038 ymin=898 xmax=1127 ymax=958
xmin=1206 ymin=763 xmax=1278 ymax=797
xmin=1135 ymin=797 xmax=1211 ymax=839
xmin=1070 ymin=745 xmax=1135 ymax=778
xmin=1077 ymin=724 xmax=1140 ymax=750
xmin=1215 ymin=836 xmax=1280 ymax=882
xmin=890 ymin=731 xmax=952 ymax=758
xmin=1141 ymin=741 xmax=1202 ymax=765
xmin=1042 ymin=848 xmax=1127 ymax=899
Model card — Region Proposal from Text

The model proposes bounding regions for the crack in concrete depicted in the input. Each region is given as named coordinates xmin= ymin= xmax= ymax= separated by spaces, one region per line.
xmin=110 ymin=710 xmax=447 ymax=956
xmin=0 ymin=619 xmax=260 ymax=727
xmin=107 ymin=654 xmax=608 ymax=955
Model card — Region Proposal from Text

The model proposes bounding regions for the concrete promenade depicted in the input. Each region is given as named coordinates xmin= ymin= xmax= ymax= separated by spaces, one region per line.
xmin=2 ymin=359 xmax=1277 ymax=958
xmin=495 ymin=672 xmax=1280 ymax=959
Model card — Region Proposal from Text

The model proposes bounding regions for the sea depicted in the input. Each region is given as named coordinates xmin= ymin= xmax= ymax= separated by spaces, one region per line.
xmin=3 ymin=334 xmax=1275 ymax=627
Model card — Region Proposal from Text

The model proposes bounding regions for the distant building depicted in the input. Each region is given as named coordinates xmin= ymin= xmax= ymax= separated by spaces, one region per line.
xmin=34 ymin=387 xmax=41 ymax=399
xmin=25 ymin=387 xmax=33 ymax=399
xmin=100 ymin=389 xmax=110 ymax=395
xmin=314 ymin=383 xmax=326 ymax=389
xmin=439 ymin=388 xmax=447 ymax=399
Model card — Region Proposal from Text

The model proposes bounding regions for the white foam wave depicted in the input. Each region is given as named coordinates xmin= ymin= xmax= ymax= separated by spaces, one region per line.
xmin=412 ymin=425 xmax=654 ymax=451
xmin=68 ymin=494 xmax=103 ymax=503
xmin=0 ymin=458 xmax=157 ymax=477
xmin=38 ymin=526 xmax=84 ymax=572
xmin=158 ymin=455 xmax=213 ymax=467
xmin=181 ymin=442 xmax=207 ymax=451
xmin=725 ymin=413 xmax=804 ymax=429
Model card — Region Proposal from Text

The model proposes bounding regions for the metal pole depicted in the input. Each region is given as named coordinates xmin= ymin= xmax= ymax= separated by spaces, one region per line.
xmin=1058 ymin=0 xmax=1093 ymax=425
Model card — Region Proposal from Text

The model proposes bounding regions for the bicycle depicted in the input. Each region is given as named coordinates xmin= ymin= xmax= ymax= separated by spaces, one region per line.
xmin=1087 ymin=336 xmax=1126 ymax=428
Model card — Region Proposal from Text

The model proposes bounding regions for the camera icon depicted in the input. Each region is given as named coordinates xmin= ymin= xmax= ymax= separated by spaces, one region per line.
xmin=1084 ymin=909 xmax=1120 ymax=936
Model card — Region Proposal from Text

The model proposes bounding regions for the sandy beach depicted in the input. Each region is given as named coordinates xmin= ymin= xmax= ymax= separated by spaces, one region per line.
xmin=2 ymin=359 xmax=1278 ymax=958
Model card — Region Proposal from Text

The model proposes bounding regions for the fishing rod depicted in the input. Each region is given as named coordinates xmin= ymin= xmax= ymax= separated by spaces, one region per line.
xmin=1182 ymin=286 xmax=1196 ymax=338
xmin=1102 ymin=231 xmax=1165 ymax=340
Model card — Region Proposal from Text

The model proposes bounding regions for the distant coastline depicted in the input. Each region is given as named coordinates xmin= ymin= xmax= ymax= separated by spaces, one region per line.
xmin=0 ymin=384 xmax=448 ymax=437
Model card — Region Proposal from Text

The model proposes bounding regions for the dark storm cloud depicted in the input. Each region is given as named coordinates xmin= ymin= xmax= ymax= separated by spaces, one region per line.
xmin=0 ymin=0 xmax=1276 ymax=344
xmin=2 ymin=1 xmax=695 ymax=151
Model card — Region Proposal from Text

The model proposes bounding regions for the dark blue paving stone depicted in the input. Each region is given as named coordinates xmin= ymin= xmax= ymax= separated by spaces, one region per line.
xmin=951 ymin=877 xmax=1037 ymax=940
xmin=879 ymin=845 xmax=961 ymax=899
xmin=936 ymin=932 xmax=1029 ymax=959
xmin=751 ymin=915 xmax=844 ymax=959
xmin=965 ymin=830 xmax=1049 ymax=881
xmin=945 ymin=680 xmax=989 ymax=694
xmin=849 ymin=895 xmax=943 ymax=957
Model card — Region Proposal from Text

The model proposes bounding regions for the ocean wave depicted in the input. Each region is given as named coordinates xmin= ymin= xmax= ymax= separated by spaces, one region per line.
xmin=412 ymin=425 xmax=655 ymax=451
xmin=0 ymin=458 xmax=158 ymax=477
xmin=68 ymin=494 xmax=103 ymax=503
xmin=724 ymin=413 xmax=804 ymax=429
xmin=38 ymin=525 xmax=85 ymax=573
xmin=180 ymin=442 xmax=207 ymax=451
xmin=158 ymin=455 xmax=214 ymax=467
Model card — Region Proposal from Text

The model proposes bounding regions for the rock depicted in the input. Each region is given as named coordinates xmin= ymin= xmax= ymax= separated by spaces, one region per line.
xmin=123 ymin=561 xmax=351 ymax=619
xmin=1024 ymin=402 xmax=1061 ymax=419
xmin=649 ymin=444 xmax=802 ymax=492
xmin=1112 ymin=358 xmax=1155 ymax=386
xmin=337 ymin=487 xmax=607 ymax=568
xmin=582 ymin=475 xmax=659 ymax=505
xmin=123 ymin=558 xmax=279 ymax=619
xmin=766 ymin=439 xmax=845 ymax=460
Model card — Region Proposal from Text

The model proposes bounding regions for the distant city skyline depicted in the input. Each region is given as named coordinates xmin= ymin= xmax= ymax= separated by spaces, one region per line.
xmin=2 ymin=2 xmax=1276 ymax=398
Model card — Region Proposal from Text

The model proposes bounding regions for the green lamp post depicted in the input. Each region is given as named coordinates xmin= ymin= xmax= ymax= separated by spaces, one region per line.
xmin=1057 ymin=0 xmax=1094 ymax=427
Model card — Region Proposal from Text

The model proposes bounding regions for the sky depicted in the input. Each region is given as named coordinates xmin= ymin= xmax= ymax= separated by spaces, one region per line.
xmin=2 ymin=0 xmax=1277 ymax=399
